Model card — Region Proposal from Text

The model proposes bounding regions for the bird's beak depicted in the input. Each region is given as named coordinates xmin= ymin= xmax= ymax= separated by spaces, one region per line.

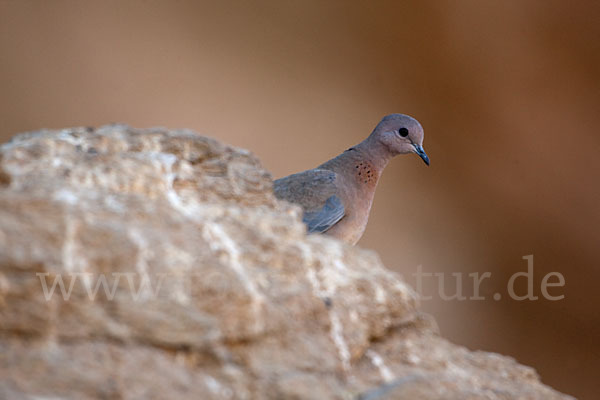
xmin=413 ymin=144 xmax=430 ymax=166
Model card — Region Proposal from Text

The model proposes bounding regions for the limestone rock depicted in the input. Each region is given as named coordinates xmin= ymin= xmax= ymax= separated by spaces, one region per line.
xmin=0 ymin=125 xmax=572 ymax=399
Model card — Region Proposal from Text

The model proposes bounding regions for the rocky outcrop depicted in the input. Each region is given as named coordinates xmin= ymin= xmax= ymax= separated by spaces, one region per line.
xmin=0 ymin=125 xmax=572 ymax=399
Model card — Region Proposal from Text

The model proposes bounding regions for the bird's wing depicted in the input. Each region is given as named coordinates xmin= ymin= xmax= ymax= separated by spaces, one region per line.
xmin=273 ymin=169 xmax=345 ymax=233
xmin=302 ymin=195 xmax=345 ymax=233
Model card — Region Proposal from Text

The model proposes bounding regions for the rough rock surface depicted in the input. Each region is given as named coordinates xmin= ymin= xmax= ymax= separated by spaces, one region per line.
xmin=0 ymin=125 xmax=572 ymax=399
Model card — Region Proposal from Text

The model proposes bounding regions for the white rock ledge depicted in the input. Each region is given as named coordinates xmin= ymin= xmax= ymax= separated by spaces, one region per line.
xmin=0 ymin=125 xmax=572 ymax=399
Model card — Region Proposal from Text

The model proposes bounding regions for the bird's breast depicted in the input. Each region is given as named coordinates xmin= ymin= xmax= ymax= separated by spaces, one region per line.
xmin=324 ymin=176 xmax=376 ymax=245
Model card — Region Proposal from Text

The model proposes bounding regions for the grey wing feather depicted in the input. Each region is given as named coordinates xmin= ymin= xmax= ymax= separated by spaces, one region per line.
xmin=273 ymin=169 xmax=345 ymax=233
xmin=302 ymin=195 xmax=345 ymax=233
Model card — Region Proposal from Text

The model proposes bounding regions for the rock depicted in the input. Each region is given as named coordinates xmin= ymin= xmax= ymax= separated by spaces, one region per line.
xmin=0 ymin=125 xmax=572 ymax=399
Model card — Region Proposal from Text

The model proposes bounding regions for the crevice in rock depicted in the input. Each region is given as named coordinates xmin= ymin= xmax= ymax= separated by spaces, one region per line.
xmin=0 ymin=163 xmax=10 ymax=188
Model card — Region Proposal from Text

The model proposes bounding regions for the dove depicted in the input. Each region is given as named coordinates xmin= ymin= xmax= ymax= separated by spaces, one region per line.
xmin=273 ymin=114 xmax=428 ymax=245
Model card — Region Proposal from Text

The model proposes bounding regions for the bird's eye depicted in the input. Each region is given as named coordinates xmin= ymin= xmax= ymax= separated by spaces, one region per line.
xmin=399 ymin=127 xmax=409 ymax=137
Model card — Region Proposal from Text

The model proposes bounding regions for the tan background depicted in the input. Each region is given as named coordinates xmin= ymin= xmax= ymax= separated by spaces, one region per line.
xmin=1 ymin=1 xmax=598 ymax=398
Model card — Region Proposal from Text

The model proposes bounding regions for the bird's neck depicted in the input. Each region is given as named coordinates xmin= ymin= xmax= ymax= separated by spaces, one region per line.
xmin=354 ymin=136 xmax=394 ymax=171
xmin=318 ymin=138 xmax=392 ymax=187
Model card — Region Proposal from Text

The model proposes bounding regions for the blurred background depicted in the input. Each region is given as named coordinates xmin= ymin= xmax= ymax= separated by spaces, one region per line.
xmin=1 ymin=0 xmax=598 ymax=397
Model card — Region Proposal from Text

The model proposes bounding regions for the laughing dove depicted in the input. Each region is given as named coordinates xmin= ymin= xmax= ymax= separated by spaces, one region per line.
xmin=273 ymin=114 xmax=429 ymax=245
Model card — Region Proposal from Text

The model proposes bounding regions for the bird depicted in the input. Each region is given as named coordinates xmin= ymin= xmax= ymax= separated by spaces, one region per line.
xmin=273 ymin=114 xmax=429 ymax=245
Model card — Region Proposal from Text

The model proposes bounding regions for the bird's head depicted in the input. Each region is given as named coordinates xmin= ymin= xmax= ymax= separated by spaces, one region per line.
xmin=372 ymin=114 xmax=429 ymax=165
